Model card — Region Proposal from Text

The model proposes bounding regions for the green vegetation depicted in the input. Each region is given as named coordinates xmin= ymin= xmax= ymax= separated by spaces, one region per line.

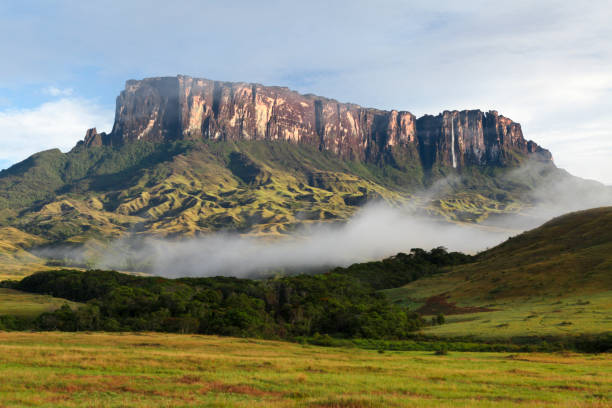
xmin=0 ymin=288 xmax=82 ymax=332
xmin=419 ymin=292 xmax=612 ymax=339
xmin=331 ymin=247 xmax=473 ymax=290
xmin=386 ymin=207 xmax=612 ymax=341
xmin=2 ymin=237 xmax=609 ymax=352
xmin=0 ymin=332 xmax=609 ymax=407
xmin=0 ymin=248 xmax=474 ymax=338
xmin=1 ymin=207 xmax=610 ymax=353
xmin=0 ymin=139 xmax=566 ymax=270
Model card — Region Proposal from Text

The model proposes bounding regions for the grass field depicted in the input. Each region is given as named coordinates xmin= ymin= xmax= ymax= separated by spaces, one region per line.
xmin=0 ymin=332 xmax=610 ymax=407
xmin=384 ymin=288 xmax=612 ymax=340
xmin=424 ymin=292 xmax=611 ymax=339
xmin=0 ymin=288 xmax=82 ymax=319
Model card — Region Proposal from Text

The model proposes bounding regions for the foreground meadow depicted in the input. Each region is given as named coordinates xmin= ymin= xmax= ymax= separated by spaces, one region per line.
xmin=0 ymin=332 xmax=609 ymax=407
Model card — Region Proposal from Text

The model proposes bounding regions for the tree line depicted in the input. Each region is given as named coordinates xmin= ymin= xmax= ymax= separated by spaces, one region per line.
xmin=1 ymin=247 xmax=470 ymax=339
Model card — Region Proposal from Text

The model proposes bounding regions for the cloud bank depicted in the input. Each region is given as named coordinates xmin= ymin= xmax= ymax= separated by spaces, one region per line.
xmin=0 ymin=97 xmax=112 ymax=166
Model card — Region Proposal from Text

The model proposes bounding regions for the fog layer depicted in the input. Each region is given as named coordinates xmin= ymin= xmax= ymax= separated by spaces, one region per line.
xmin=34 ymin=160 xmax=612 ymax=278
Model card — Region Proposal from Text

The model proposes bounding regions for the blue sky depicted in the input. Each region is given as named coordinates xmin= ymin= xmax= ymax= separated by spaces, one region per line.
xmin=1 ymin=0 xmax=611 ymax=183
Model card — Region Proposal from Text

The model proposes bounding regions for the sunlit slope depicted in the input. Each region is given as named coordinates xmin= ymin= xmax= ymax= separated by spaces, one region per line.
xmin=0 ymin=288 xmax=82 ymax=319
xmin=420 ymin=292 xmax=611 ymax=339
xmin=0 ymin=139 xmax=549 ymax=248
xmin=0 ymin=141 xmax=406 ymax=242
xmin=0 ymin=228 xmax=48 ymax=280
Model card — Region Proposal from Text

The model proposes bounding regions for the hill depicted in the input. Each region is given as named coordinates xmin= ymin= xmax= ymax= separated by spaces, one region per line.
xmin=385 ymin=207 xmax=612 ymax=339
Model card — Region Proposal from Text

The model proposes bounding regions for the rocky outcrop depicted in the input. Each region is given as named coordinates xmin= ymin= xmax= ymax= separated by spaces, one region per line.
xmin=82 ymin=128 xmax=111 ymax=147
xmin=84 ymin=75 xmax=552 ymax=168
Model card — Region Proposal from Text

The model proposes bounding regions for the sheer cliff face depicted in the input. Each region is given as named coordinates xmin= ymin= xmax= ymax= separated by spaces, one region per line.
xmin=85 ymin=75 xmax=551 ymax=167
xmin=416 ymin=110 xmax=552 ymax=169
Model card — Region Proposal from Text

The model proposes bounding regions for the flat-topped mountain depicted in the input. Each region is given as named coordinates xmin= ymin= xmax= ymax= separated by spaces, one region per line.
xmin=82 ymin=76 xmax=551 ymax=169
xmin=0 ymin=75 xmax=608 ymax=275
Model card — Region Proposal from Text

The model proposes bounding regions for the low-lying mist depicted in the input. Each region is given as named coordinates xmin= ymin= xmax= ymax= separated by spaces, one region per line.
xmin=33 ymin=160 xmax=612 ymax=278
xmin=94 ymin=204 xmax=510 ymax=278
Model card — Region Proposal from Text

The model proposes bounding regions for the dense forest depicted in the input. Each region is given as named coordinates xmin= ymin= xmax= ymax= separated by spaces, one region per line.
xmin=0 ymin=247 xmax=471 ymax=339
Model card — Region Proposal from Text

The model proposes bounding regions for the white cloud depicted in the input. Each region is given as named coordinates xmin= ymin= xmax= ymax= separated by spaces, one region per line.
xmin=42 ymin=86 xmax=74 ymax=97
xmin=0 ymin=98 xmax=113 ymax=167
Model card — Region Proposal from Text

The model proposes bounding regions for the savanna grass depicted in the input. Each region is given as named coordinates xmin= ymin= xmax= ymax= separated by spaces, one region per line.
xmin=0 ymin=332 xmax=610 ymax=407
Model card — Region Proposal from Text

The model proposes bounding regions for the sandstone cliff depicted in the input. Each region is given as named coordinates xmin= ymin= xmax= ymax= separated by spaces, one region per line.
xmin=83 ymin=75 xmax=551 ymax=168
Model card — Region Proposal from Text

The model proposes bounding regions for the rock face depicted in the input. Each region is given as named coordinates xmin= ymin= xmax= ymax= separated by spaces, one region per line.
xmin=416 ymin=110 xmax=552 ymax=170
xmin=84 ymin=75 xmax=551 ymax=168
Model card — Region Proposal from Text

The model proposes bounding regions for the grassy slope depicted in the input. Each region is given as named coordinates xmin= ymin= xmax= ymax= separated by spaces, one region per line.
xmin=0 ymin=332 xmax=609 ymax=407
xmin=0 ymin=141 xmax=409 ymax=241
xmin=0 ymin=140 xmax=555 ymax=241
xmin=0 ymin=139 xmax=566 ymax=277
xmin=0 ymin=228 xmax=49 ymax=280
xmin=421 ymin=292 xmax=612 ymax=338
xmin=0 ymin=288 xmax=82 ymax=319
xmin=386 ymin=207 xmax=612 ymax=339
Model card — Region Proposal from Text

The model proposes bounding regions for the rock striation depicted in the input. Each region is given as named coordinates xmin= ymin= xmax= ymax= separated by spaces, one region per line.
xmin=83 ymin=75 xmax=552 ymax=168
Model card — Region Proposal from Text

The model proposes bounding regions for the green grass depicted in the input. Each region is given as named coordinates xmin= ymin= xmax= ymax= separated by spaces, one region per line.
xmin=0 ymin=332 xmax=609 ymax=407
xmin=0 ymin=288 xmax=82 ymax=318
xmin=385 ymin=208 xmax=612 ymax=340
xmin=421 ymin=292 xmax=612 ymax=339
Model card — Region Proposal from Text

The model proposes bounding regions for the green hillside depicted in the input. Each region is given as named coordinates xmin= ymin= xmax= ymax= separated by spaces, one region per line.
xmin=0 ymin=135 xmax=608 ymax=281
xmin=386 ymin=207 xmax=612 ymax=339
xmin=0 ymin=140 xmax=560 ymax=242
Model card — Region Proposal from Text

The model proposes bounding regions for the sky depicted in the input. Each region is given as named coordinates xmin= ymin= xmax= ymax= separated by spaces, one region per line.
xmin=0 ymin=0 xmax=610 ymax=184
